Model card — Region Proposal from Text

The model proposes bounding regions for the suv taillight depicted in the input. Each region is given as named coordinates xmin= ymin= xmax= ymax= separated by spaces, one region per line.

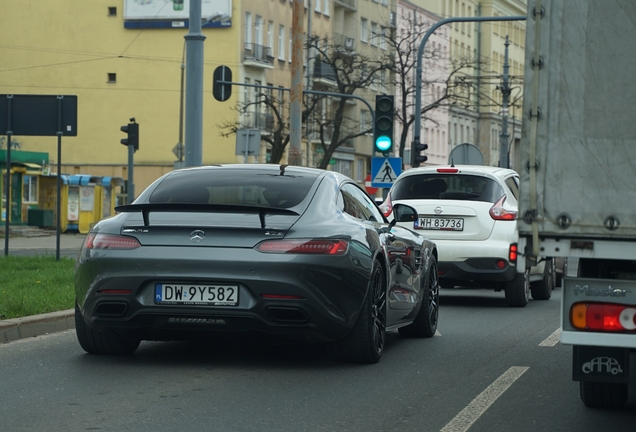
xmin=489 ymin=195 xmax=517 ymax=220
xmin=379 ymin=193 xmax=393 ymax=218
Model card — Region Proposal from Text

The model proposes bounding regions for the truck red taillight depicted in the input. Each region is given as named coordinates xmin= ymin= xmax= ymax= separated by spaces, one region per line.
xmin=509 ymin=244 xmax=518 ymax=263
xmin=255 ymin=239 xmax=348 ymax=255
xmin=85 ymin=233 xmax=141 ymax=250
xmin=571 ymin=302 xmax=636 ymax=332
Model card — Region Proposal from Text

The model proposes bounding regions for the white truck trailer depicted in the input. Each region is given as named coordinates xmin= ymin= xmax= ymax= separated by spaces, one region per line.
xmin=517 ymin=0 xmax=636 ymax=408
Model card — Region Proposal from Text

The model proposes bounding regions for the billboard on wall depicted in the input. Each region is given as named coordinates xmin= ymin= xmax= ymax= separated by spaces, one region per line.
xmin=124 ymin=0 xmax=232 ymax=29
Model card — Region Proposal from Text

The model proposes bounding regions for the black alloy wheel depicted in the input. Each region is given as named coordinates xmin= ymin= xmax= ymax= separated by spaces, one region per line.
xmin=334 ymin=259 xmax=387 ymax=363
xmin=399 ymin=254 xmax=439 ymax=338
xmin=370 ymin=261 xmax=387 ymax=356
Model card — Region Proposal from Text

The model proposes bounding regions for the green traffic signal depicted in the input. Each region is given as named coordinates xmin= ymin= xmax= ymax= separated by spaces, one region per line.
xmin=375 ymin=136 xmax=392 ymax=152
xmin=374 ymin=95 xmax=394 ymax=154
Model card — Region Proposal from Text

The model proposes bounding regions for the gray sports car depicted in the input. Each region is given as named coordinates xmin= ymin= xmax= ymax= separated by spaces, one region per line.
xmin=74 ymin=164 xmax=439 ymax=363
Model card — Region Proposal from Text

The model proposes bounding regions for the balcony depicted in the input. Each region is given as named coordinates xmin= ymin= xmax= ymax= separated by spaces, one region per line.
xmin=333 ymin=33 xmax=356 ymax=51
xmin=243 ymin=44 xmax=274 ymax=69
xmin=242 ymin=111 xmax=276 ymax=131
xmin=307 ymin=124 xmax=334 ymax=142
xmin=334 ymin=0 xmax=356 ymax=11
xmin=313 ymin=60 xmax=336 ymax=86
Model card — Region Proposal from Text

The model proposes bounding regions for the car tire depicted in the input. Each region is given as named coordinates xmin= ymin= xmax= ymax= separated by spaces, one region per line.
xmin=505 ymin=268 xmax=529 ymax=307
xmin=399 ymin=255 xmax=439 ymax=338
xmin=580 ymin=381 xmax=628 ymax=408
xmin=335 ymin=259 xmax=386 ymax=364
xmin=530 ymin=258 xmax=554 ymax=300
xmin=75 ymin=303 xmax=140 ymax=355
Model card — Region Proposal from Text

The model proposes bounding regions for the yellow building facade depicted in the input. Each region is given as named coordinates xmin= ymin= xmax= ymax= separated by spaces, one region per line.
xmin=0 ymin=0 xmax=240 ymax=193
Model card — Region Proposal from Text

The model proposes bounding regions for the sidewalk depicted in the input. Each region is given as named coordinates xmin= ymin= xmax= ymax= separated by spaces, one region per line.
xmin=1 ymin=232 xmax=86 ymax=344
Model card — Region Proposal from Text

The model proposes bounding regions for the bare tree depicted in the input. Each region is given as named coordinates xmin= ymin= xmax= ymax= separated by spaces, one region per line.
xmin=219 ymin=89 xmax=320 ymax=164
xmin=384 ymin=11 xmax=489 ymax=161
xmin=220 ymin=36 xmax=390 ymax=168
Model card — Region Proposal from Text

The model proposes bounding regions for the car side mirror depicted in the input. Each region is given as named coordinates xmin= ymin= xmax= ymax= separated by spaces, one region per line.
xmin=389 ymin=203 xmax=419 ymax=228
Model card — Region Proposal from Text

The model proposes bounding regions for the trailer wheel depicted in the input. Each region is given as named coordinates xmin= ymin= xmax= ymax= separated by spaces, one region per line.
xmin=580 ymin=381 xmax=628 ymax=408
xmin=531 ymin=258 xmax=554 ymax=300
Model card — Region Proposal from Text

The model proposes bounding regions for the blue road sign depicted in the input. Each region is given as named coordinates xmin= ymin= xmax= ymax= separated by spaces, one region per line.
xmin=371 ymin=157 xmax=402 ymax=188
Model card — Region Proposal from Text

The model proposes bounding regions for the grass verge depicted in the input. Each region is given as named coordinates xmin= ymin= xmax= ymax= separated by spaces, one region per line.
xmin=0 ymin=256 xmax=75 ymax=320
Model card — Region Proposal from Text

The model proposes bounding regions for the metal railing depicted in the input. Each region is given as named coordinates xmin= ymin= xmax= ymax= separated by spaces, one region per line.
xmin=243 ymin=43 xmax=273 ymax=64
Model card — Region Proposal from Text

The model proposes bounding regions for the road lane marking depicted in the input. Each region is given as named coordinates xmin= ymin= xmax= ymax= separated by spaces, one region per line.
xmin=539 ymin=328 xmax=561 ymax=347
xmin=439 ymin=366 xmax=529 ymax=432
xmin=435 ymin=330 xmax=442 ymax=336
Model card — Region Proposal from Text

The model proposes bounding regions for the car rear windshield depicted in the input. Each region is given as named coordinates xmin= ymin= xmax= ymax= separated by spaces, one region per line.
xmin=148 ymin=168 xmax=320 ymax=209
xmin=391 ymin=174 xmax=505 ymax=203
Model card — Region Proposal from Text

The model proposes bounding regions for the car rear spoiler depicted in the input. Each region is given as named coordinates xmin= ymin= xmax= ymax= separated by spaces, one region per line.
xmin=114 ymin=203 xmax=299 ymax=229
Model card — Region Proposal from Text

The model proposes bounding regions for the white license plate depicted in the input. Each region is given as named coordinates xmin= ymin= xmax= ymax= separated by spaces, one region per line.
xmin=155 ymin=284 xmax=239 ymax=306
xmin=415 ymin=217 xmax=464 ymax=231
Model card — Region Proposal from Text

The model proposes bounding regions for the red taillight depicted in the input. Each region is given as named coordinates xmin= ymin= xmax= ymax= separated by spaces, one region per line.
xmin=437 ymin=168 xmax=459 ymax=173
xmin=571 ymin=303 xmax=636 ymax=332
xmin=509 ymin=244 xmax=518 ymax=262
xmin=255 ymin=239 xmax=348 ymax=255
xmin=85 ymin=233 xmax=141 ymax=250
xmin=379 ymin=193 xmax=393 ymax=218
xmin=489 ymin=195 xmax=517 ymax=220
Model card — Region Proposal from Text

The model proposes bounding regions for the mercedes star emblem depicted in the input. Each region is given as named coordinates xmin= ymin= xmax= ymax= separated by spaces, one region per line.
xmin=189 ymin=230 xmax=205 ymax=242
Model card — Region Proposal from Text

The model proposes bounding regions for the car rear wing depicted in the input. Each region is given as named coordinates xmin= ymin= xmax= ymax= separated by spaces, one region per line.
xmin=115 ymin=203 xmax=299 ymax=229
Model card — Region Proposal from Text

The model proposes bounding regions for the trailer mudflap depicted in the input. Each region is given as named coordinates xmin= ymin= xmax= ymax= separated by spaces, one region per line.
xmin=572 ymin=345 xmax=630 ymax=383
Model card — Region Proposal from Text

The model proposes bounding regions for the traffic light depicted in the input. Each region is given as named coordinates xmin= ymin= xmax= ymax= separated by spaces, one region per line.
xmin=120 ymin=120 xmax=139 ymax=152
xmin=374 ymin=95 xmax=394 ymax=155
xmin=411 ymin=139 xmax=428 ymax=167
xmin=212 ymin=65 xmax=233 ymax=102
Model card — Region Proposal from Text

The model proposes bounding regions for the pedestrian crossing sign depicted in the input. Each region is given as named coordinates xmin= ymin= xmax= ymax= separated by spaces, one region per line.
xmin=371 ymin=157 xmax=402 ymax=188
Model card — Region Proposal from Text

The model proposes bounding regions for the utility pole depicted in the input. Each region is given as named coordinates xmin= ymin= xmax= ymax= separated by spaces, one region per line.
xmin=184 ymin=0 xmax=205 ymax=167
xmin=289 ymin=0 xmax=303 ymax=166
xmin=498 ymin=36 xmax=511 ymax=168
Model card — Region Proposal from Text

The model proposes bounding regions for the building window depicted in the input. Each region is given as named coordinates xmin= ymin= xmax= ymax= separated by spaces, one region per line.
xmin=334 ymin=159 xmax=352 ymax=178
xmin=108 ymin=7 xmax=116 ymax=16
xmin=278 ymin=25 xmax=285 ymax=60
xmin=379 ymin=27 xmax=387 ymax=50
xmin=323 ymin=0 xmax=330 ymax=16
xmin=23 ymin=175 xmax=38 ymax=203
xmin=289 ymin=37 xmax=292 ymax=62
xmin=370 ymin=22 xmax=378 ymax=46
xmin=361 ymin=18 xmax=368 ymax=43
xmin=245 ymin=12 xmax=253 ymax=49
xmin=355 ymin=158 xmax=364 ymax=183
xmin=315 ymin=0 xmax=321 ymax=13
xmin=267 ymin=21 xmax=274 ymax=52
xmin=107 ymin=73 xmax=116 ymax=83
xmin=255 ymin=15 xmax=263 ymax=47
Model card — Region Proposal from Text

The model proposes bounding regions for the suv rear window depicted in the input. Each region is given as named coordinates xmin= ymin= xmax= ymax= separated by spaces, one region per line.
xmin=391 ymin=174 xmax=505 ymax=203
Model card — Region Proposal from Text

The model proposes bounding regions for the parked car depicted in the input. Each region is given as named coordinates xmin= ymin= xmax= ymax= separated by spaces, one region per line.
xmin=380 ymin=165 xmax=555 ymax=307
xmin=74 ymin=164 xmax=439 ymax=363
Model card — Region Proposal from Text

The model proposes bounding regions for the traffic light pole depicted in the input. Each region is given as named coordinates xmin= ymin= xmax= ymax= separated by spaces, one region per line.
xmin=411 ymin=15 xmax=526 ymax=167
xmin=127 ymin=144 xmax=135 ymax=204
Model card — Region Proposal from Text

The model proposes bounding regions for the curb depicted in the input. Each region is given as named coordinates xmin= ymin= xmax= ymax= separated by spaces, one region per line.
xmin=0 ymin=309 xmax=75 ymax=343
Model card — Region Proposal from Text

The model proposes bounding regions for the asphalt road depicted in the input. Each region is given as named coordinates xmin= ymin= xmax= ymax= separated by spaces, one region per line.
xmin=2 ymin=287 xmax=636 ymax=432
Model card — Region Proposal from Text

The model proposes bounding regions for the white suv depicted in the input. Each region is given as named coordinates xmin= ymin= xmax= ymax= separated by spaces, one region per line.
xmin=381 ymin=165 xmax=554 ymax=307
